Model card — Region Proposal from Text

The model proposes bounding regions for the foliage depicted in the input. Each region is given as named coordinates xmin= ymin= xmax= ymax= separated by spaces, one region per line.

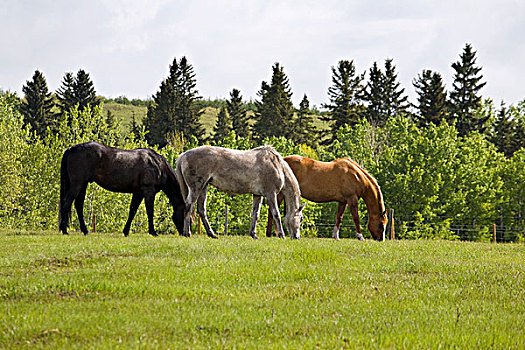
xmin=143 ymin=57 xmax=205 ymax=146
xmin=448 ymin=43 xmax=488 ymax=136
xmin=412 ymin=69 xmax=448 ymax=127
xmin=290 ymin=94 xmax=318 ymax=146
xmin=227 ymin=88 xmax=250 ymax=139
xmin=19 ymin=70 xmax=56 ymax=138
xmin=363 ymin=59 xmax=409 ymax=127
xmin=0 ymin=94 xmax=30 ymax=225
xmin=56 ymin=69 xmax=100 ymax=116
xmin=211 ymin=105 xmax=231 ymax=144
xmin=253 ymin=63 xmax=294 ymax=141
xmin=323 ymin=60 xmax=365 ymax=139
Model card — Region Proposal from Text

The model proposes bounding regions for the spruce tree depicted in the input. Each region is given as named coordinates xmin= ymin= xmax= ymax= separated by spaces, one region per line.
xmin=74 ymin=69 xmax=99 ymax=112
xmin=176 ymin=57 xmax=205 ymax=140
xmin=490 ymin=103 xmax=516 ymax=157
xmin=364 ymin=59 xmax=409 ymax=127
xmin=212 ymin=105 xmax=231 ymax=144
xmin=20 ymin=70 xmax=55 ymax=138
xmin=56 ymin=70 xmax=99 ymax=116
xmin=144 ymin=57 xmax=204 ymax=146
xmin=413 ymin=70 xmax=448 ymax=127
xmin=323 ymin=60 xmax=365 ymax=139
xmin=510 ymin=102 xmax=525 ymax=154
xmin=383 ymin=59 xmax=409 ymax=117
xmin=56 ymin=72 xmax=76 ymax=115
xmin=363 ymin=62 xmax=385 ymax=127
xmin=292 ymin=94 xmax=318 ymax=146
xmin=253 ymin=63 xmax=294 ymax=140
xmin=227 ymin=88 xmax=249 ymax=138
xmin=449 ymin=43 xmax=487 ymax=136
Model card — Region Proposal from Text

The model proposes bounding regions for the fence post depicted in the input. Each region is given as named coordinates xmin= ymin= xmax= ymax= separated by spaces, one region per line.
xmin=224 ymin=204 xmax=229 ymax=235
xmin=92 ymin=214 xmax=96 ymax=233
xmin=388 ymin=209 xmax=395 ymax=240
xmin=492 ymin=223 xmax=496 ymax=243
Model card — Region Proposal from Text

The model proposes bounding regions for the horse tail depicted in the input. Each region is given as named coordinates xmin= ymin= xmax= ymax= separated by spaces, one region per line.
xmin=175 ymin=154 xmax=196 ymax=222
xmin=175 ymin=155 xmax=188 ymax=203
xmin=58 ymin=147 xmax=71 ymax=231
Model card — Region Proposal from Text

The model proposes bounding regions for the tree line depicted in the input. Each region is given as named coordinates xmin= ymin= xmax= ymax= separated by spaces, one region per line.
xmin=13 ymin=43 xmax=525 ymax=156
xmin=2 ymin=42 xmax=524 ymax=241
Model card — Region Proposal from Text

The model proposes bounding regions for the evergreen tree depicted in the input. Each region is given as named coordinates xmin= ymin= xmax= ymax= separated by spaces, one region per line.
xmin=74 ymin=69 xmax=99 ymax=112
xmin=56 ymin=70 xmax=99 ymax=116
xmin=510 ymin=101 xmax=525 ymax=154
xmin=212 ymin=105 xmax=231 ymax=143
xmin=323 ymin=60 xmax=365 ymax=139
xmin=449 ymin=43 xmax=487 ymax=136
xmin=20 ymin=70 xmax=55 ymax=138
xmin=413 ymin=70 xmax=448 ymax=127
xmin=292 ymin=94 xmax=318 ymax=146
xmin=56 ymin=72 xmax=76 ymax=115
xmin=253 ymin=63 xmax=294 ymax=140
xmin=143 ymin=57 xmax=204 ymax=146
xmin=364 ymin=59 xmax=409 ymax=127
xmin=129 ymin=112 xmax=142 ymax=140
xmin=227 ymin=88 xmax=249 ymax=138
xmin=490 ymin=103 xmax=515 ymax=157
xmin=176 ymin=57 xmax=205 ymax=140
xmin=383 ymin=59 xmax=409 ymax=117
xmin=363 ymin=62 xmax=385 ymax=127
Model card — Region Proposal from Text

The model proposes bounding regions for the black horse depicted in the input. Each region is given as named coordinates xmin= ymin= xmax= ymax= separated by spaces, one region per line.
xmin=58 ymin=142 xmax=185 ymax=236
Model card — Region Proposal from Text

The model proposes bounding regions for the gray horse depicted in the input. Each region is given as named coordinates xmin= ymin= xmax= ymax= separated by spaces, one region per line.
xmin=176 ymin=145 xmax=305 ymax=239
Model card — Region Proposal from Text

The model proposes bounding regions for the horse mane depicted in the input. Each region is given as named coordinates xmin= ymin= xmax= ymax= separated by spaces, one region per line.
xmin=253 ymin=145 xmax=282 ymax=158
xmin=343 ymin=157 xmax=385 ymax=213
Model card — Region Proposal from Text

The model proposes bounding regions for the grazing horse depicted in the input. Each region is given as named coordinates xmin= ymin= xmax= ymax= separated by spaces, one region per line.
xmin=176 ymin=145 xmax=305 ymax=239
xmin=58 ymin=142 xmax=185 ymax=236
xmin=266 ymin=156 xmax=387 ymax=241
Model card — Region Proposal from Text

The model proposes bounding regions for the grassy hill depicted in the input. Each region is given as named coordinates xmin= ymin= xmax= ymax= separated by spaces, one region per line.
xmin=1 ymin=231 xmax=523 ymax=348
xmin=102 ymin=102 xmax=330 ymax=140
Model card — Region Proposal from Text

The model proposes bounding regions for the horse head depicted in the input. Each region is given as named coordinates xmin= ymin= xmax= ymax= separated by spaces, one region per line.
xmin=367 ymin=209 xmax=388 ymax=241
xmin=285 ymin=203 xmax=306 ymax=239
xmin=172 ymin=203 xmax=185 ymax=236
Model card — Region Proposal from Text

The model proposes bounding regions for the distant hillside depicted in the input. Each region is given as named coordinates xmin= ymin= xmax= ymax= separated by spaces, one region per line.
xmin=102 ymin=102 xmax=329 ymax=139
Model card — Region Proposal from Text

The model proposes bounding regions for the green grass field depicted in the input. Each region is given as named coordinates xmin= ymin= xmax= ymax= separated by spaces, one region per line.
xmin=1 ymin=231 xmax=523 ymax=349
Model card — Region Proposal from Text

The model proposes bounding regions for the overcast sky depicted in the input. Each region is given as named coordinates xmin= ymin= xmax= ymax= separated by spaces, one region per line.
xmin=1 ymin=0 xmax=524 ymax=107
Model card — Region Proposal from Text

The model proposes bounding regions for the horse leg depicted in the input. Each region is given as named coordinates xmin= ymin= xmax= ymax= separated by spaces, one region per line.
xmin=249 ymin=195 xmax=263 ymax=239
xmin=266 ymin=194 xmax=285 ymax=239
xmin=59 ymin=183 xmax=84 ymax=235
xmin=143 ymin=192 xmax=158 ymax=237
xmin=332 ymin=202 xmax=347 ymax=240
xmin=348 ymin=197 xmax=364 ymax=241
xmin=183 ymin=187 xmax=200 ymax=238
xmin=123 ymin=193 xmax=143 ymax=237
xmin=265 ymin=192 xmax=284 ymax=237
xmin=74 ymin=184 xmax=89 ymax=235
xmin=196 ymin=186 xmax=217 ymax=239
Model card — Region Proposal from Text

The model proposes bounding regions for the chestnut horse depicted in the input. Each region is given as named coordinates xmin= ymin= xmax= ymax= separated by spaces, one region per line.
xmin=266 ymin=156 xmax=387 ymax=241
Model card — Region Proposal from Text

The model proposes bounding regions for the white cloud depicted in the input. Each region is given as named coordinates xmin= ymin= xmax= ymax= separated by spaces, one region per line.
xmin=1 ymin=0 xmax=524 ymax=105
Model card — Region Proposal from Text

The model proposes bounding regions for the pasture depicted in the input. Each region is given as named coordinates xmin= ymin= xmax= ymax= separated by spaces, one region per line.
xmin=1 ymin=231 xmax=523 ymax=349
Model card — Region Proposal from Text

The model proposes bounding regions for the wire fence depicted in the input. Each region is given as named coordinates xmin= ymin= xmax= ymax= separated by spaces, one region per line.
xmin=85 ymin=204 xmax=525 ymax=243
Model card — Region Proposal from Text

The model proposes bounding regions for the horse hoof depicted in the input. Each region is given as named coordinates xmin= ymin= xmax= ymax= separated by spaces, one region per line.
xmin=150 ymin=232 xmax=158 ymax=237
xmin=208 ymin=234 xmax=218 ymax=239
xmin=251 ymin=234 xmax=258 ymax=240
